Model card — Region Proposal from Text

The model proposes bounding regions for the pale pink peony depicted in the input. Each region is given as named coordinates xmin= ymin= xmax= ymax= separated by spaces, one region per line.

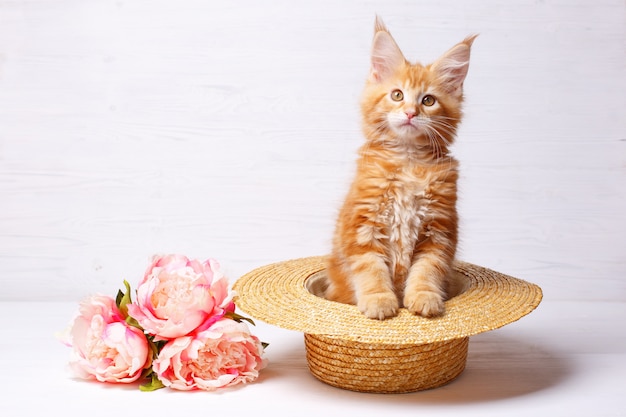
xmin=63 ymin=295 xmax=150 ymax=383
xmin=152 ymin=318 xmax=267 ymax=391
xmin=127 ymin=254 xmax=234 ymax=340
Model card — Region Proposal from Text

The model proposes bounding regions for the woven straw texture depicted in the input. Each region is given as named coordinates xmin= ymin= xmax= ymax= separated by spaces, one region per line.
xmin=304 ymin=334 xmax=469 ymax=393
xmin=233 ymin=256 xmax=543 ymax=345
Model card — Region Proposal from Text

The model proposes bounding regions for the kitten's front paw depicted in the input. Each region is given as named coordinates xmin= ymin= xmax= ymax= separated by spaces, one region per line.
xmin=404 ymin=291 xmax=445 ymax=318
xmin=358 ymin=293 xmax=399 ymax=320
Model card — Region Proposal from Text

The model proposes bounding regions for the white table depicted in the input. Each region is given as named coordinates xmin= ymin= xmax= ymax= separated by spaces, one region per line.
xmin=1 ymin=300 xmax=624 ymax=417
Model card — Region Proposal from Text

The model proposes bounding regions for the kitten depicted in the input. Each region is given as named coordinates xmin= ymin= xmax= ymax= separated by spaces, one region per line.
xmin=326 ymin=17 xmax=476 ymax=320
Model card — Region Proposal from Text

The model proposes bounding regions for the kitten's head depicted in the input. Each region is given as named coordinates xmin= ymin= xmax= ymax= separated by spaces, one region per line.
xmin=361 ymin=17 xmax=476 ymax=154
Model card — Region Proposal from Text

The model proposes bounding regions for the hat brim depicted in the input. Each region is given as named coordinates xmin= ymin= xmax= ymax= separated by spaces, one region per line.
xmin=233 ymin=256 xmax=542 ymax=345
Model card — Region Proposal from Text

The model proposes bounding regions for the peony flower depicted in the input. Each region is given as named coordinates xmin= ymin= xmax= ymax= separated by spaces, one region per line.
xmin=127 ymin=254 xmax=234 ymax=340
xmin=152 ymin=318 xmax=267 ymax=391
xmin=63 ymin=295 xmax=150 ymax=383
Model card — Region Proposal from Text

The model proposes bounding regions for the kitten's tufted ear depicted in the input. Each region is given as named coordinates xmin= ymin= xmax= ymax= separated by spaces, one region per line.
xmin=431 ymin=35 xmax=478 ymax=97
xmin=369 ymin=16 xmax=406 ymax=83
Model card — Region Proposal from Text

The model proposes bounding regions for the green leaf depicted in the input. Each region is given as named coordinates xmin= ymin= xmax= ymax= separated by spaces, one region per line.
xmin=125 ymin=315 xmax=142 ymax=330
xmin=146 ymin=337 xmax=165 ymax=359
xmin=139 ymin=366 xmax=153 ymax=381
xmin=139 ymin=372 xmax=165 ymax=392
xmin=115 ymin=289 xmax=124 ymax=308
xmin=117 ymin=280 xmax=133 ymax=318
xmin=225 ymin=311 xmax=256 ymax=326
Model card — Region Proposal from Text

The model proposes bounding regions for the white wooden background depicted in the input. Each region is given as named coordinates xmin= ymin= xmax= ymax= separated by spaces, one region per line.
xmin=0 ymin=0 xmax=624 ymax=303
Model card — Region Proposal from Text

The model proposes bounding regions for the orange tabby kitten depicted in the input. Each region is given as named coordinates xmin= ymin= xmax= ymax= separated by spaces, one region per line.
xmin=326 ymin=17 xmax=476 ymax=319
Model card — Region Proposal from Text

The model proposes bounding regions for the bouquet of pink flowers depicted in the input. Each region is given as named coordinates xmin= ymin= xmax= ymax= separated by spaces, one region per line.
xmin=60 ymin=254 xmax=267 ymax=391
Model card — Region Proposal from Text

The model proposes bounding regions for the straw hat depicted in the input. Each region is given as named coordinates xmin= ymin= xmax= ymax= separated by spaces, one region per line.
xmin=233 ymin=256 xmax=542 ymax=393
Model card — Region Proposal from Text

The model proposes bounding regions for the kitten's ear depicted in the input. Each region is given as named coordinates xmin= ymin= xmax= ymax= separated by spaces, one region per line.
xmin=431 ymin=35 xmax=478 ymax=97
xmin=369 ymin=16 xmax=406 ymax=83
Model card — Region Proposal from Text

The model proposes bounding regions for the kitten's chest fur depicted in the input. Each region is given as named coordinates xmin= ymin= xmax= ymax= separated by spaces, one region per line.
xmin=382 ymin=167 xmax=429 ymax=240
xmin=366 ymin=164 xmax=430 ymax=274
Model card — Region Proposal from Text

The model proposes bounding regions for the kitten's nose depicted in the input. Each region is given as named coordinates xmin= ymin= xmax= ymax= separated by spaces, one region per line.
xmin=405 ymin=111 xmax=416 ymax=120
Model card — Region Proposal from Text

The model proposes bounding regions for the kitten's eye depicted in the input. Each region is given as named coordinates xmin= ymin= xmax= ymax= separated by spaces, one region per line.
xmin=390 ymin=89 xmax=404 ymax=101
xmin=422 ymin=95 xmax=436 ymax=106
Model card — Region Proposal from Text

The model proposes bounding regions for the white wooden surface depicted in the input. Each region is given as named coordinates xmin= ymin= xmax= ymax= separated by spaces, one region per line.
xmin=1 ymin=0 xmax=623 ymax=302
xmin=1 ymin=300 xmax=625 ymax=416
xmin=0 ymin=0 xmax=625 ymax=415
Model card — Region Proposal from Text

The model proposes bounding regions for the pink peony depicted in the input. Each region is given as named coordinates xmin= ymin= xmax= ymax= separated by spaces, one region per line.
xmin=152 ymin=318 xmax=267 ymax=391
xmin=63 ymin=295 xmax=150 ymax=383
xmin=127 ymin=254 xmax=234 ymax=340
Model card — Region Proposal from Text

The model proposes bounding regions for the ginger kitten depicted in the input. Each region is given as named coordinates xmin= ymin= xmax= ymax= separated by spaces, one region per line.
xmin=326 ymin=17 xmax=476 ymax=319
